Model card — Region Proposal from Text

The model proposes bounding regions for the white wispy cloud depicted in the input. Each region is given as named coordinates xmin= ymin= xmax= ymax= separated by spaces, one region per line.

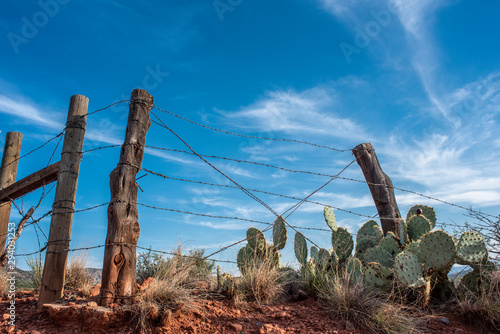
xmin=219 ymin=86 xmax=368 ymax=142
xmin=0 ymin=94 xmax=64 ymax=129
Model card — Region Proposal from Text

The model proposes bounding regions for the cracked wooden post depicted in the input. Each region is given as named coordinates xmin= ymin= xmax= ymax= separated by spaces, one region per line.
xmin=0 ymin=132 xmax=23 ymax=253
xmin=99 ymin=89 xmax=154 ymax=307
xmin=353 ymin=143 xmax=402 ymax=238
xmin=38 ymin=95 xmax=88 ymax=308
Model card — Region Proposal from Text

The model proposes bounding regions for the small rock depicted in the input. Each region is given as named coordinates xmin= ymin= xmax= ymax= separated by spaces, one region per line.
xmin=255 ymin=321 xmax=262 ymax=326
xmin=66 ymin=302 xmax=76 ymax=306
xmin=87 ymin=301 xmax=98 ymax=308
xmin=230 ymin=323 xmax=243 ymax=332
xmin=345 ymin=320 xmax=356 ymax=332
xmin=139 ymin=277 xmax=155 ymax=291
xmin=439 ymin=318 xmax=450 ymax=325
xmin=186 ymin=324 xmax=196 ymax=333
xmin=89 ymin=284 xmax=101 ymax=297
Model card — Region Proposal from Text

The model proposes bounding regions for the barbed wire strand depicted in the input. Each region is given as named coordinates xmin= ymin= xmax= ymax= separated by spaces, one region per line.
xmin=81 ymin=100 xmax=130 ymax=118
xmin=150 ymin=111 xmax=279 ymax=218
xmin=152 ymin=106 xmax=351 ymax=153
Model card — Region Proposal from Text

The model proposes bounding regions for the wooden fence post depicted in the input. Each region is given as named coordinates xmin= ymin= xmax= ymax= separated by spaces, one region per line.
xmin=99 ymin=89 xmax=154 ymax=307
xmin=0 ymin=132 xmax=23 ymax=252
xmin=38 ymin=95 xmax=88 ymax=308
xmin=353 ymin=143 xmax=402 ymax=237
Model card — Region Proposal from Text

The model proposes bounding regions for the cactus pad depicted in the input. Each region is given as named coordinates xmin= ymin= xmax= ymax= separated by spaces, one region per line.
xmin=379 ymin=235 xmax=400 ymax=258
xmin=399 ymin=218 xmax=408 ymax=246
xmin=318 ymin=248 xmax=330 ymax=266
xmin=310 ymin=246 xmax=319 ymax=261
xmin=247 ymin=227 xmax=266 ymax=252
xmin=237 ymin=245 xmax=255 ymax=275
xmin=407 ymin=215 xmax=432 ymax=242
xmin=419 ymin=230 xmax=456 ymax=274
xmin=460 ymin=270 xmax=481 ymax=294
xmin=355 ymin=220 xmax=383 ymax=259
xmin=364 ymin=247 xmax=394 ymax=268
xmin=394 ymin=250 xmax=425 ymax=287
xmin=363 ymin=262 xmax=393 ymax=292
xmin=406 ymin=204 xmax=437 ymax=228
xmin=456 ymin=231 xmax=487 ymax=264
xmin=294 ymin=232 xmax=308 ymax=265
xmin=324 ymin=206 xmax=337 ymax=231
xmin=331 ymin=227 xmax=354 ymax=261
xmin=357 ymin=220 xmax=383 ymax=242
xmin=346 ymin=257 xmax=363 ymax=283
xmin=272 ymin=216 xmax=288 ymax=250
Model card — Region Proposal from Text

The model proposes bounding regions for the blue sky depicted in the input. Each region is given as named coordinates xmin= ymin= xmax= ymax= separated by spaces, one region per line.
xmin=1 ymin=0 xmax=499 ymax=272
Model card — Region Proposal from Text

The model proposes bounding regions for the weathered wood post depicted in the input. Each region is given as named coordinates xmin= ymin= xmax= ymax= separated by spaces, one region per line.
xmin=0 ymin=132 xmax=23 ymax=252
xmin=99 ymin=89 xmax=154 ymax=307
xmin=353 ymin=143 xmax=402 ymax=237
xmin=38 ymin=95 xmax=88 ymax=308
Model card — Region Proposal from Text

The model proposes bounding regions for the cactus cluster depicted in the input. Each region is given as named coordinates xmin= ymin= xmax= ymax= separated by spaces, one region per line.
xmin=237 ymin=216 xmax=288 ymax=275
xmin=355 ymin=204 xmax=491 ymax=306
xmin=241 ymin=203 xmax=492 ymax=307
xmin=293 ymin=206 xmax=358 ymax=281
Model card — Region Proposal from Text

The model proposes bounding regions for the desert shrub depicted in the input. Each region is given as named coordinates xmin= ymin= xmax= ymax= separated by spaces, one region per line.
xmin=237 ymin=255 xmax=284 ymax=305
xmin=132 ymin=248 xmax=197 ymax=332
xmin=454 ymin=270 xmax=500 ymax=332
xmin=300 ymin=261 xmax=332 ymax=297
xmin=64 ymin=254 xmax=95 ymax=296
xmin=318 ymin=269 xmax=417 ymax=334
xmin=137 ymin=247 xmax=214 ymax=285
xmin=25 ymin=255 xmax=44 ymax=290
xmin=136 ymin=250 xmax=168 ymax=285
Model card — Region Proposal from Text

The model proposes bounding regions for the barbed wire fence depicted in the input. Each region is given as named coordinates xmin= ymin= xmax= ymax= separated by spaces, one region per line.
xmin=3 ymin=98 xmax=498 ymax=280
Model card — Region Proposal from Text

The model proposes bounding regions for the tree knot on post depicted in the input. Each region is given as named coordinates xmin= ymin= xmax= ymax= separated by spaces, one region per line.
xmin=114 ymin=253 xmax=125 ymax=267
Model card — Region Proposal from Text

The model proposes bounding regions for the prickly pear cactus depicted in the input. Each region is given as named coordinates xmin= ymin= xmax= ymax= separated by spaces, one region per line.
xmin=346 ymin=257 xmax=363 ymax=283
xmin=294 ymin=232 xmax=308 ymax=266
xmin=355 ymin=220 xmax=383 ymax=260
xmin=272 ymin=216 xmax=288 ymax=250
xmin=364 ymin=247 xmax=394 ymax=268
xmin=407 ymin=215 xmax=432 ymax=242
xmin=331 ymin=227 xmax=354 ymax=261
xmin=310 ymin=246 xmax=319 ymax=261
xmin=399 ymin=218 xmax=408 ymax=246
xmin=406 ymin=204 xmax=436 ymax=228
xmin=394 ymin=250 xmax=425 ymax=288
xmin=324 ymin=206 xmax=337 ymax=231
xmin=247 ymin=227 xmax=266 ymax=252
xmin=364 ymin=262 xmax=393 ymax=292
xmin=318 ymin=248 xmax=330 ymax=266
xmin=419 ymin=230 xmax=456 ymax=273
xmin=456 ymin=231 xmax=487 ymax=264
xmin=379 ymin=235 xmax=400 ymax=258
xmin=237 ymin=245 xmax=255 ymax=275
xmin=460 ymin=269 xmax=482 ymax=294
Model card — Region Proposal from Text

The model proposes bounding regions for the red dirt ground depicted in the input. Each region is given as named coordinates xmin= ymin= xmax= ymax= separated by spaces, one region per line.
xmin=0 ymin=288 xmax=493 ymax=334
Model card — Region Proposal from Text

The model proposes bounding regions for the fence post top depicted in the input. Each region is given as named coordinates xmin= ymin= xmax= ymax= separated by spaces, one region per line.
xmin=70 ymin=94 xmax=89 ymax=102
xmin=131 ymin=89 xmax=154 ymax=106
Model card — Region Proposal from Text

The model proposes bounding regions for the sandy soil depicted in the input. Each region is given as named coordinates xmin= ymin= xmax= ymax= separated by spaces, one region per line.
xmin=0 ymin=288 xmax=492 ymax=334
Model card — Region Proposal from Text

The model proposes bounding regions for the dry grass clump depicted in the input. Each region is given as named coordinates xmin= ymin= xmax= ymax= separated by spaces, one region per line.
xmin=454 ymin=270 xmax=500 ymax=332
xmin=132 ymin=247 xmax=199 ymax=333
xmin=64 ymin=254 xmax=95 ymax=296
xmin=318 ymin=270 xmax=417 ymax=334
xmin=237 ymin=256 xmax=284 ymax=305
xmin=25 ymin=255 xmax=43 ymax=290
xmin=0 ymin=267 xmax=9 ymax=297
